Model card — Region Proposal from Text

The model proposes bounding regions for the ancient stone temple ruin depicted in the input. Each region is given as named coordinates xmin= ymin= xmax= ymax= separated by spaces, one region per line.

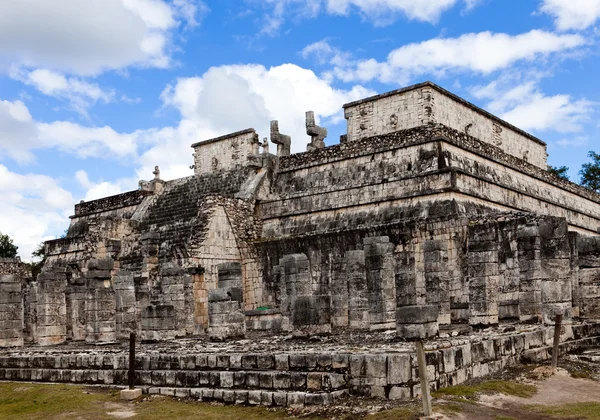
xmin=2 ymin=81 xmax=600 ymax=404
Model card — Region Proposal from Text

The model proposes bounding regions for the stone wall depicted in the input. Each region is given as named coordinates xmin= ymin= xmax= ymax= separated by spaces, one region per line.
xmin=0 ymin=259 xmax=30 ymax=347
xmin=192 ymin=129 xmax=259 ymax=175
xmin=264 ymin=125 xmax=600 ymax=237
xmin=0 ymin=323 xmax=598 ymax=406
xmin=343 ymin=82 xmax=547 ymax=168
xmin=5 ymin=81 xmax=600 ymax=348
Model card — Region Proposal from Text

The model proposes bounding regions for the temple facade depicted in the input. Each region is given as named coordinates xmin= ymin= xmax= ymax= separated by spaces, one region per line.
xmin=3 ymin=81 xmax=600 ymax=347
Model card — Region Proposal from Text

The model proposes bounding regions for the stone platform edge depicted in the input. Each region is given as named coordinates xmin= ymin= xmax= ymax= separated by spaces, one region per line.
xmin=0 ymin=323 xmax=599 ymax=406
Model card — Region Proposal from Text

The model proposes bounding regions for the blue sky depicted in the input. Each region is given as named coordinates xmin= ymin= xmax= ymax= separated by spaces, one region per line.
xmin=1 ymin=0 xmax=599 ymax=259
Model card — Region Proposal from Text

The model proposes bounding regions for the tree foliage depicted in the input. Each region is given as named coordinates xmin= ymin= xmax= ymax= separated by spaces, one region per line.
xmin=29 ymin=242 xmax=46 ymax=279
xmin=548 ymin=165 xmax=570 ymax=181
xmin=0 ymin=232 xmax=18 ymax=258
xmin=580 ymin=151 xmax=600 ymax=193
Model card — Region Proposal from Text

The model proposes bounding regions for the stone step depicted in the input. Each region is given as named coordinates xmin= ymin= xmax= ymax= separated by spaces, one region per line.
xmin=146 ymin=386 xmax=348 ymax=407
xmin=0 ymin=367 xmax=348 ymax=393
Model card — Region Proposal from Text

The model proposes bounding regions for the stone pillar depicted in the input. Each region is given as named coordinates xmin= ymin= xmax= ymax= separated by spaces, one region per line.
xmin=207 ymin=262 xmax=246 ymax=339
xmin=518 ymin=223 xmax=543 ymax=323
xmin=395 ymin=241 xmax=438 ymax=339
xmin=36 ymin=266 xmax=68 ymax=346
xmin=191 ymin=267 xmax=208 ymax=335
xmin=346 ymin=250 xmax=368 ymax=329
xmin=141 ymin=305 xmax=176 ymax=341
xmin=538 ymin=218 xmax=572 ymax=327
xmin=65 ymin=264 xmax=86 ymax=341
xmin=577 ymin=236 xmax=600 ymax=319
xmin=330 ymin=255 xmax=349 ymax=327
xmin=424 ymin=239 xmax=450 ymax=325
xmin=497 ymin=220 xmax=520 ymax=320
xmin=159 ymin=264 xmax=193 ymax=337
xmin=364 ymin=236 xmax=396 ymax=330
xmin=207 ymin=290 xmax=246 ymax=339
xmin=0 ymin=263 xmax=24 ymax=347
xmin=85 ymin=258 xmax=116 ymax=343
xmin=23 ymin=280 xmax=37 ymax=345
xmin=114 ymin=272 xmax=137 ymax=340
xmin=568 ymin=232 xmax=580 ymax=318
xmin=468 ymin=224 xmax=499 ymax=326
xmin=280 ymin=254 xmax=331 ymax=335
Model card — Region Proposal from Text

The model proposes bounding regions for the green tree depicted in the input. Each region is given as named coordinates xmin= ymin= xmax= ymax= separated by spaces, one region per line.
xmin=0 ymin=232 xmax=18 ymax=258
xmin=30 ymin=242 xmax=46 ymax=279
xmin=580 ymin=151 xmax=600 ymax=193
xmin=548 ymin=165 xmax=570 ymax=181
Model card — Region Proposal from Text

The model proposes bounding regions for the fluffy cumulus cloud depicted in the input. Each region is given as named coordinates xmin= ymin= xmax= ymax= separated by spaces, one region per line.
xmin=159 ymin=63 xmax=374 ymax=156
xmin=0 ymin=98 xmax=138 ymax=164
xmin=10 ymin=67 xmax=115 ymax=116
xmin=75 ymin=170 xmax=138 ymax=202
xmin=539 ymin=0 xmax=600 ymax=31
xmin=471 ymin=79 xmax=595 ymax=133
xmin=0 ymin=165 xmax=74 ymax=259
xmin=0 ymin=0 xmax=208 ymax=76
xmin=306 ymin=30 xmax=586 ymax=84
xmin=1 ymin=62 xmax=374 ymax=258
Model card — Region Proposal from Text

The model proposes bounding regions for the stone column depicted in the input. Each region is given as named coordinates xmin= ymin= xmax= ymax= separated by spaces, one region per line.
xmin=364 ymin=236 xmax=396 ymax=330
xmin=346 ymin=250 xmax=369 ymax=329
xmin=568 ymin=232 xmax=580 ymax=318
xmin=497 ymin=220 xmax=520 ymax=321
xmin=36 ymin=266 xmax=68 ymax=346
xmin=85 ymin=258 xmax=116 ymax=343
xmin=207 ymin=262 xmax=246 ymax=339
xmin=518 ymin=223 xmax=543 ymax=323
xmin=65 ymin=264 xmax=86 ymax=341
xmin=114 ymin=272 xmax=137 ymax=340
xmin=395 ymin=241 xmax=438 ymax=339
xmin=538 ymin=218 xmax=572 ymax=328
xmin=23 ymin=280 xmax=37 ymax=345
xmin=282 ymin=254 xmax=331 ymax=335
xmin=0 ymin=266 xmax=24 ymax=347
xmin=577 ymin=236 xmax=600 ymax=319
xmin=330 ymin=255 xmax=349 ymax=327
xmin=468 ymin=224 xmax=499 ymax=326
xmin=424 ymin=239 xmax=450 ymax=325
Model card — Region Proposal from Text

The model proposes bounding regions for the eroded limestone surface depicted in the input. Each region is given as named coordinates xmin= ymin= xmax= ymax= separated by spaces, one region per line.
xmin=2 ymin=81 xmax=600 ymax=356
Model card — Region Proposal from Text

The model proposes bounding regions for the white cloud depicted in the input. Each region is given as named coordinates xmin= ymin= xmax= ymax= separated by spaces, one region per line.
xmin=556 ymin=136 xmax=589 ymax=148
xmin=318 ymin=30 xmax=585 ymax=84
xmin=0 ymin=99 xmax=137 ymax=164
xmin=75 ymin=169 xmax=137 ymax=201
xmin=471 ymin=79 xmax=594 ymax=133
xmin=0 ymin=0 xmax=208 ymax=76
xmin=2 ymin=63 xmax=372 ymax=256
xmin=540 ymin=0 xmax=600 ymax=31
xmin=160 ymin=63 xmax=374 ymax=154
xmin=10 ymin=67 xmax=115 ymax=116
xmin=0 ymin=99 xmax=39 ymax=163
xmin=0 ymin=165 xmax=74 ymax=260
xmin=260 ymin=0 xmax=479 ymax=32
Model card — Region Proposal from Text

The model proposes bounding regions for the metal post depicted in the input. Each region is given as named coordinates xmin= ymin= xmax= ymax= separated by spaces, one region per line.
xmin=128 ymin=331 xmax=136 ymax=390
xmin=552 ymin=314 xmax=563 ymax=370
xmin=416 ymin=340 xmax=432 ymax=416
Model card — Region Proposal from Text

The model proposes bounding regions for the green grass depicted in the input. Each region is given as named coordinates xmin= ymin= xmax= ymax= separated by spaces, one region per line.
xmin=570 ymin=369 xmax=594 ymax=380
xmin=526 ymin=402 xmax=600 ymax=420
xmin=0 ymin=383 xmax=116 ymax=419
xmin=434 ymin=402 xmax=463 ymax=416
xmin=432 ymin=380 xmax=537 ymax=401
xmin=366 ymin=407 xmax=417 ymax=420
xmin=0 ymin=383 xmax=321 ymax=420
